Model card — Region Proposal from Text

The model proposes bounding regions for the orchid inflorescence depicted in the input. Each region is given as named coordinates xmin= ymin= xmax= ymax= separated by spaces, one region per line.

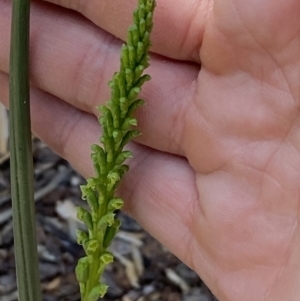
xmin=75 ymin=1 xmax=156 ymax=300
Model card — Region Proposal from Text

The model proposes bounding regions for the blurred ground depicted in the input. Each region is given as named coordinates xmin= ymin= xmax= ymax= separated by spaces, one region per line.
xmin=0 ymin=133 xmax=218 ymax=301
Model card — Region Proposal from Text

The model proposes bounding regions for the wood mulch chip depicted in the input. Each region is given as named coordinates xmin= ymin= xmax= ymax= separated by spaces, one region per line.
xmin=0 ymin=139 xmax=218 ymax=301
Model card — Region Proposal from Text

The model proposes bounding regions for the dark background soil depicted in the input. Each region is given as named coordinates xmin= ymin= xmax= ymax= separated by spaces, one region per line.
xmin=0 ymin=139 xmax=218 ymax=301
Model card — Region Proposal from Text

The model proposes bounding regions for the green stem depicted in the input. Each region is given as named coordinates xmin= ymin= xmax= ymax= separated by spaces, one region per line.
xmin=9 ymin=0 xmax=42 ymax=300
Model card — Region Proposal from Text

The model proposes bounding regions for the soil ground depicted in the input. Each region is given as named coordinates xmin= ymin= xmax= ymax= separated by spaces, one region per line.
xmin=0 ymin=139 xmax=218 ymax=301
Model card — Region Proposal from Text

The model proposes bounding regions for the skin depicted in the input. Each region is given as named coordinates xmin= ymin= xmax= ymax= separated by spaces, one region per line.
xmin=0 ymin=0 xmax=300 ymax=299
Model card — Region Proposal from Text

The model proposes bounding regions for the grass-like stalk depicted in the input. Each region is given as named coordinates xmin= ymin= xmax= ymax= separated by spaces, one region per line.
xmin=9 ymin=0 xmax=42 ymax=300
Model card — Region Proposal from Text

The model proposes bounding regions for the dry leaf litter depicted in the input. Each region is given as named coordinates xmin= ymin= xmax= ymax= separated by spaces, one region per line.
xmin=0 ymin=137 xmax=218 ymax=301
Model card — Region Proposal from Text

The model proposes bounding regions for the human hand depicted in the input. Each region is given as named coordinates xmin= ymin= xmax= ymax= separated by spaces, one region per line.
xmin=1 ymin=0 xmax=300 ymax=300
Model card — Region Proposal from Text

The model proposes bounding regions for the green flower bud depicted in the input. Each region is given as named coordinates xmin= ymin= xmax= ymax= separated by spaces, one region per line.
xmin=128 ymin=25 xmax=140 ymax=46
xmin=134 ymin=65 xmax=145 ymax=82
xmin=82 ymin=238 xmax=90 ymax=255
xmin=128 ymin=87 xmax=141 ymax=101
xmin=98 ymin=213 xmax=115 ymax=230
xmin=135 ymin=74 xmax=151 ymax=88
xmin=114 ymin=218 xmax=122 ymax=229
xmin=75 ymin=256 xmax=89 ymax=283
xmin=98 ymin=146 xmax=106 ymax=161
xmin=110 ymin=78 xmax=120 ymax=102
xmin=100 ymin=136 xmax=113 ymax=153
xmin=127 ymin=99 xmax=145 ymax=116
xmin=83 ymin=213 xmax=93 ymax=230
xmin=115 ymin=151 xmax=133 ymax=165
xmin=107 ymin=150 xmax=114 ymax=163
xmin=138 ymin=4 xmax=146 ymax=20
xmin=80 ymin=185 xmax=91 ymax=200
xmin=86 ymin=191 xmax=99 ymax=213
xmin=86 ymin=239 xmax=101 ymax=256
xmin=107 ymin=166 xmax=129 ymax=191
xmin=136 ymin=42 xmax=145 ymax=62
xmin=76 ymin=207 xmax=87 ymax=221
xmin=118 ymin=164 xmax=130 ymax=178
xmin=104 ymin=213 xmax=116 ymax=226
xmin=76 ymin=207 xmax=93 ymax=230
xmin=103 ymin=227 xmax=117 ymax=249
xmin=76 ymin=229 xmax=88 ymax=245
xmin=86 ymin=177 xmax=98 ymax=189
xmin=139 ymin=18 xmax=146 ymax=38
xmin=88 ymin=284 xmax=108 ymax=301
xmin=110 ymin=102 xmax=121 ymax=128
xmin=122 ymin=117 xmax=137 ymax=130
xmin=133 ymin=9 xmax=140 ymax=25
xmin=107 ymin=171 xmax=120 ymax=187
xmin=98 ymin=115 xmax=105 ymax=127
xmin=140 ymin=53 xmax=150 ymax=68
xmin=128 ymin=45 xmax=136 ymax=69
xmin=104 ymin=109 xmax=114 ymax=136
xmin=103 ymin=219 xmax=121 ymax=248
xmin=112 ymin=130 xmax=123 ymax=144
xmin=93 ymin=162 xmax=101 ymax=178
xmin=120 ymin=97 xmax=129 ymax=118
xmin=120 ymin=130 xmax=141 ymax=149
xmin=118 ymin=72 xmax=126 ymax=97
xmin=91 ymin=153 xmax=102 ymax=177
xmin=108 ymin=197 xmax=124 ymax=211
xmin=92 ymin=147 xmax=107 ymax=175
xmin=99 ymin=193 xmax=105 ymax=205
xmin=145 ymin=12 xmax=154 ymax=30
xmin=91 ymin=144 xmax=102 ymax=153
xmin=121 ymin=44 xmax=130 ymax=69
xmin=146 ymin=0 xmax=156 ymax=11
xmin=125 ymin=68 xmax=134 ymax=87
xmin=100 ymin=251 xmax=114 ymax=265
xmin=91 ymin=152 xmax=98 ymax=164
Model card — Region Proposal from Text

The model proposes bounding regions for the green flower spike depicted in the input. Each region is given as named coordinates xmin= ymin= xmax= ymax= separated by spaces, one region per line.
xmin=75 ymin=1 xmax=156 ymax=300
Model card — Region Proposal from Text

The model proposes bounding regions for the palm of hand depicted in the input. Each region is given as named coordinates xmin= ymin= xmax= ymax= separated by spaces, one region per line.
xmin=0 ymin=0 xmax=300 ymax=300
xmin=187 ymin=1 xmax=300 ymax=300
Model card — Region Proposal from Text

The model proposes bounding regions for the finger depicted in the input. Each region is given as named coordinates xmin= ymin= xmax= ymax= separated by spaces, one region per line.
xmin=41 ymin=0 xmax=213 ymax=62
xmin=0 ymin=71 xmax=202 ymax=273
xmin=0 ymin=0 xmax=199 ymax=156
xmin=201 ymin=0 xmax=300 ymax=76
